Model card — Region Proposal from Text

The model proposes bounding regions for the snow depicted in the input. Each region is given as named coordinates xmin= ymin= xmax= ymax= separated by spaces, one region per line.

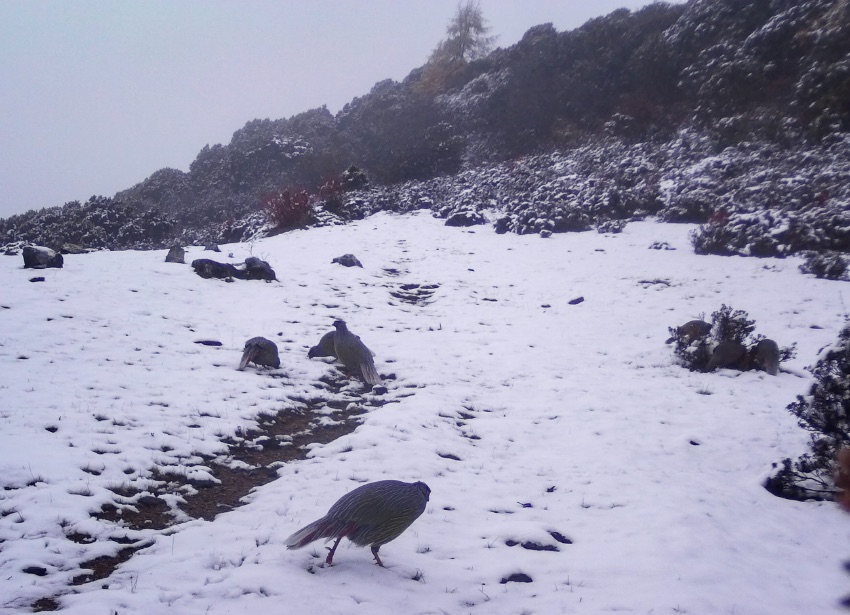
xmin=1 ymin=211 xmax=848 ymax=614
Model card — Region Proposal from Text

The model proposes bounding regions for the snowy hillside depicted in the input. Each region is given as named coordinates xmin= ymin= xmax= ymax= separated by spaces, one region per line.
xmin=1 ymin=211 xmax=848 ymax=613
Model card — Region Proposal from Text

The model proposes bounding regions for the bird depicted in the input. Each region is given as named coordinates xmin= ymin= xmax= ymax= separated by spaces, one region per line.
xmin=751 ymin=338 xmax=780 ymax=375
xmin=706 ymin=340 xmax=748 ymax=372
xmin=332 ymin=320 xmax=381 ymax=385
xmin=285 ymin=480 xmax=430 ymax=566
xmin=307 ymin=330 xmax=338 ymax=359
xmin=666 ymin=319 xmax=711 ymax=344
xmin=238 ymin=336 xmax=280 ymax=370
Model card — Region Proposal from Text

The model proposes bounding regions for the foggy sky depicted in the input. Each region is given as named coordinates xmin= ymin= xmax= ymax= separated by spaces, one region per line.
xmin=0 ymin=0 xmax=685 ymax=219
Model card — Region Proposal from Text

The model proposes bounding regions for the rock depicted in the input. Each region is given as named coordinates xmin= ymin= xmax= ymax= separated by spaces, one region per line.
xmin=204 ymin=243 xmax=221 ymax=252
xmin=191 ymin=257 xmax=276 ymax=281
xmin=61 ymin=243 xmax=87 ymax=254
xmin=332 ymin=254 xmax=363 ymax=268
xmin=445 ymin=210 xmax=486 ymax=227
xmin=191 ymin=259 xmax=241 ymax=280
xmin=165 ymin=246 xmax=185 ymax=264
xmin=29 ymin=276 xmax=46 ymax=283
xmin=242 ymin=257 xmax=277 ymax=281
xmin=568 ymin=296 xmax=584 ymax=305
xmin=22 ymin=246 xmax=63 ymax=269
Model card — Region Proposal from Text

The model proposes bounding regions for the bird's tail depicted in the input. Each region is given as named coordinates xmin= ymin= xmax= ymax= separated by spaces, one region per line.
xmin=360 ymin=361 xmax=382 ymax=386
xmin=763 ymin=354 xmax=779 ymax=376
xmin=238 ymin=347 xmax=257 ymax=371
xmin=286 ymin=516 xmax=355 ymax=549
xmin=285 ymin=517 xmax=332 ymax=549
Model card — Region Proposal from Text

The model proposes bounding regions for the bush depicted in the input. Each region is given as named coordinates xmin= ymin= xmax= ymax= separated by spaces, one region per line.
xmin=799 ymin=250 xmax=849 ymax=280
xmin=711 ymin=304 xmax=755 ymax=345
xmin=260 ymin=188 xmax=312 ymax=229
xmin=669 ymin=305 xmax=756 ymax=372
xmin=765 ymin=323 xmax=850 ymax=502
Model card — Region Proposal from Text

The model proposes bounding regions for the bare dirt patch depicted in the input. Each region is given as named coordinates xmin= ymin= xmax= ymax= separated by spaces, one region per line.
xmin=34 ymin=372 xmax=401 ymax=610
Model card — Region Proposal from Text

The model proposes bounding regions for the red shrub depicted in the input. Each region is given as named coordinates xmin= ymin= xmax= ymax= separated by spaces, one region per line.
xmin=260 ymin=188 xmax=312 ymax=228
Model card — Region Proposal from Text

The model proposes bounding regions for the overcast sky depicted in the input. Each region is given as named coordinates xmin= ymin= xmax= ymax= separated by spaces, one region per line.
xmin=0 ymin=0 xmax=686 ymax=219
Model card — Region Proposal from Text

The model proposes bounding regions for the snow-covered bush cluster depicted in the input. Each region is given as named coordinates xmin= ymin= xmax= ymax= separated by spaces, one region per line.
xmin=668 ymin=304 xmax=755 ymax=373
xmin=767 ymin=323 xmax=850 ymax=502
xmin=327 ymin=133 xmax=850 ymax=255
xmin=2 ymin=0 xmax=849 ymax=264
xmin=799 ymin=250 xmax=849 ymax=280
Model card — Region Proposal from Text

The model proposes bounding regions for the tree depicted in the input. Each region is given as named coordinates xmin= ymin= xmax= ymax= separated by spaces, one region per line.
xmin=429 ymin=0 xmax=496 ymax=66
xmin=420 ymin=1 xmax=496 ymax=93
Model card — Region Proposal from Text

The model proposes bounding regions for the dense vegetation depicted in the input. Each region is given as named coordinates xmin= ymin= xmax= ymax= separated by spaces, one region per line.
xmin=766 ymin=324 xmax=850 ymax=502
xmin=1 ymin=0 xmax=848 ymax=259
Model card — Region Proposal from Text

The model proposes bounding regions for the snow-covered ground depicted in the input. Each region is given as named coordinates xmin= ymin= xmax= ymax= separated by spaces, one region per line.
xmin=1 ymin=211 xmax=847 ymax=614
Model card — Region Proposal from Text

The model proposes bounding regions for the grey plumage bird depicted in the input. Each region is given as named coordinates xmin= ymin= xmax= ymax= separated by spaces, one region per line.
xmin=308 ymin=330 xmax=338 ymax=359
xmin=706 ymin=340 xmax=748 ymax=372
xmin=332 ymin=320 xmax=381 ymax=385
xmin=238 ymin=336 xmax=280 ymax=370
xmin=285 ymin=480 xmax=430 ymax=566
xmin=752 ymin=338 xmax=780 ymax=375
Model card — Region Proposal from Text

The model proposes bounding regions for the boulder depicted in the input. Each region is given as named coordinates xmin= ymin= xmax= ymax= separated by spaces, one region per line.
xmin=165 ymin=246 xmax=185 ymax=263
xmin=242 ymin=257 xmax=277 ymax=281
xmin=445 ymin=210 xmax=486 ymax=227
xmin=60 ymin=243 xmax=87 ymax=255
xmin=191 ymin=257 xmax=276 ymax=281
xmin=191 ymin=258 xmax=241 ymax=280
xmin=22 ymin=246 xmax=63 ymax=269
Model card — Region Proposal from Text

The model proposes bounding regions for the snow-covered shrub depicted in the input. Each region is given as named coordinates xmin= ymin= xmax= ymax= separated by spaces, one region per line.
xmin=669 ymin=305 xmax=755 ymax=372
xmin=799 ymin=250 xmax=849 ymax=280
xmin=711 ymin=304 xmax=756 ymax=345
xmin=765 ymin=323 xmax=850 ymax=502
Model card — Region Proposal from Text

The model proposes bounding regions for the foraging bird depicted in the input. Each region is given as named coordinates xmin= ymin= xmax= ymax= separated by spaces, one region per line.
xmin=238 ymin=336 xmax=280 ymax=370
xmin=308 ymin=330 xmax=338 ymax=359
xmin=666 ymin=319 xmax=711 ymax=345
xmin=752 ymin=338 xmax=780 ymax=375
xmin=285 ymin=480 xmax=430 ymax=566
xmin=706 ymin=340 xmax=748 ymax=372
xmin=332 ymin=320 xmax=381 ymax=385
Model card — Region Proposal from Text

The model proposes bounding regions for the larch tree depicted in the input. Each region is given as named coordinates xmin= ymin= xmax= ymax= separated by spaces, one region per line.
xmin=421 ymin=1 xmax=496 ymax=92
xmin=429 ymin=0 xmax=496 ymax=65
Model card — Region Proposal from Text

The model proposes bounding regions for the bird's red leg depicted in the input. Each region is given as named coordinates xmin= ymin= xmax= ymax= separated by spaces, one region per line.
xmin=326 ymin=536 xmax=344 ymax=565
xmin=371 ymin=545 xmax=385 ymax=567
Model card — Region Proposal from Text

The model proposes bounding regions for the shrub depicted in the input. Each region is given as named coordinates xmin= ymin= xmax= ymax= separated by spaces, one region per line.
xmin=260 ymin=188 xmax=312 ymax=229
xmin=669 ymin=305 xmax=755 ymax=372
xmin=318 ymin=177 xmax=346 ymax=216
xmin=765 ymin=323 xmax=850 ymax=502
xmin=799 ymin=250 xmax=849 ymax=280
xmin=668 ymin=320 xmax=713 ymax=373
xmin=711 ymin=304 xmax=755 ymax=345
